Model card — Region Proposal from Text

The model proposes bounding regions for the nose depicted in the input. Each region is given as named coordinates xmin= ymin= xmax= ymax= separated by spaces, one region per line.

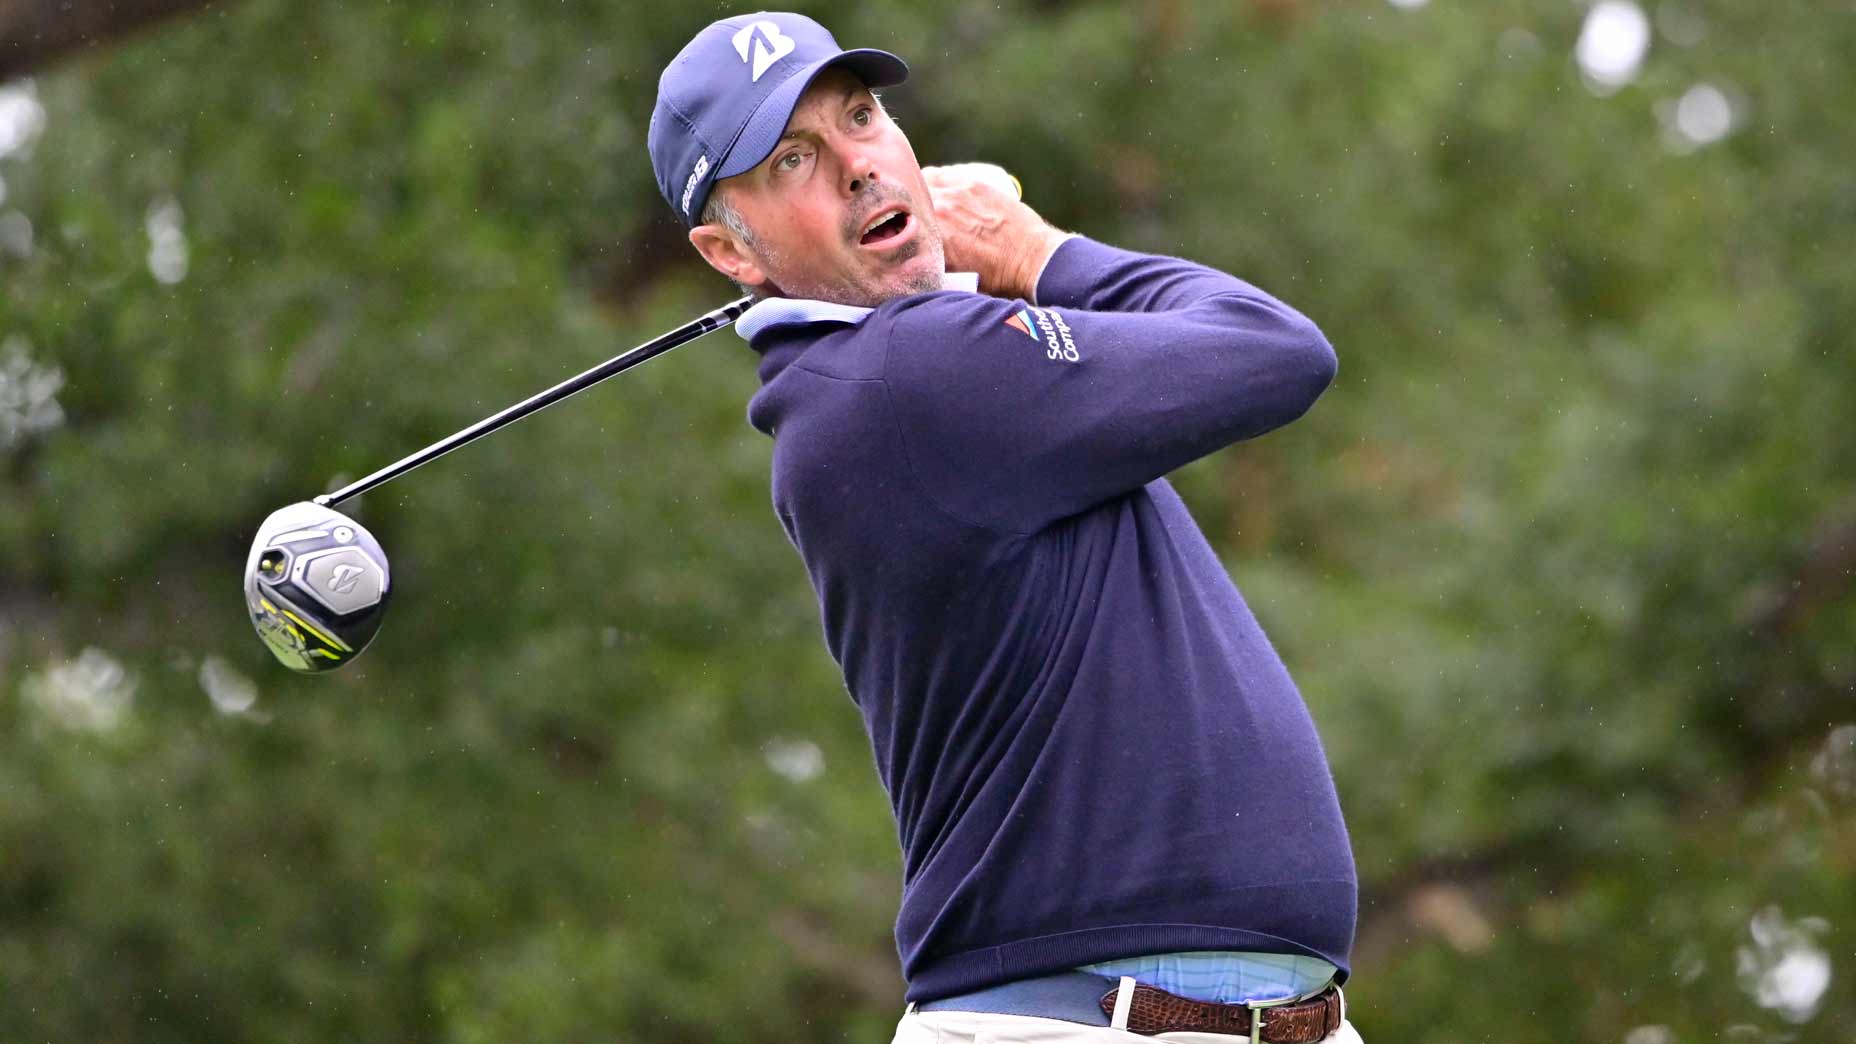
xmin=835 ymin=140 xmax=879 ymax=197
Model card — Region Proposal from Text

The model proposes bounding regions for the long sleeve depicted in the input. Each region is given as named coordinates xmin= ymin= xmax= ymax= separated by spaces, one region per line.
xmin=879 ymin=236 xmax=1337 ymax=533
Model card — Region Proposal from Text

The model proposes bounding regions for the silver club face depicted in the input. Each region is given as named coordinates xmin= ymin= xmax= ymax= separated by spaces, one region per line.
xmin=244 ymin=501 xmax=391 ymax=673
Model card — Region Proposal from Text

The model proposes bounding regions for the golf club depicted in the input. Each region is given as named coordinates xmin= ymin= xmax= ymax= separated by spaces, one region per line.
xmin=244 ymin=295 xmax=754 ymax=673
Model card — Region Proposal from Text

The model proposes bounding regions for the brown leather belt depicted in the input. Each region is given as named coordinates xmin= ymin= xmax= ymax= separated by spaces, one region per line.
xmin=1098 ymin=981 xmax=1343 ymax=1041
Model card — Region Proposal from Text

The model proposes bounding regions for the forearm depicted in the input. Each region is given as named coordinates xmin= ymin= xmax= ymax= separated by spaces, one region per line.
xmin=1035 ymin=236 xmax=1316 ymax=326
xmin=1033 ymin=235 xmax=1339 ymax=443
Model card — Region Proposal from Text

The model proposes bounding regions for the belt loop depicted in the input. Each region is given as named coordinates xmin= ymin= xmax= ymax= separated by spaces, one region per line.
xmin=1109 ymin=976 xmax=1136 ymax=1031
xmin=1334 ymin=985 xmax=1345 ymax=1035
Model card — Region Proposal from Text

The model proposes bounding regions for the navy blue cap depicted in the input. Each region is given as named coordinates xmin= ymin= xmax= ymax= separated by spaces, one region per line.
xmin=649 ymin=12 xmax=909 ymax=226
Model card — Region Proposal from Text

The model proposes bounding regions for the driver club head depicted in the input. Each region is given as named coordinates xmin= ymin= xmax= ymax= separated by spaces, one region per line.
xmin=244 ymin=501 xmax=391 ymax=673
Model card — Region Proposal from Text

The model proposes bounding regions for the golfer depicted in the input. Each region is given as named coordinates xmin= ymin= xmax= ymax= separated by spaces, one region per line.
xmin=651 ymin=13 xmax=1360 ymax=1043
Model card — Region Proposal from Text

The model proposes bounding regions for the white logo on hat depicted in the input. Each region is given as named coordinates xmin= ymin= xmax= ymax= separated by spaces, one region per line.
xmin=681 ymin=153 xmax=710 ymax=219
xmin=732 ymin=21 xmax=796 ymax=83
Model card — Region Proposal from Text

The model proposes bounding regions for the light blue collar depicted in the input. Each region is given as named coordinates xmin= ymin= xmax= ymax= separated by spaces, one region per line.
xmin=735 ymin=272 xmax=979 ymax=341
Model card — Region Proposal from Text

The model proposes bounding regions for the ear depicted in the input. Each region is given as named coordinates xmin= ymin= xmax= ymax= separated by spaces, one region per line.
xmin=689 ymin=223 xmax=769 ymax=290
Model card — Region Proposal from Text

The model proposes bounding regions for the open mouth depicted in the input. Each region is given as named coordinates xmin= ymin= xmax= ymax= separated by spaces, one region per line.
xmin=859 ymin=209 xmax=911 ymax=246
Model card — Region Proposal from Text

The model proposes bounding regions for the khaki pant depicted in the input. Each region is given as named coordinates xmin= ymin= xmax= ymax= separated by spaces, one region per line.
xmin=891 ymin=1000 xmax=1364 ymax=1044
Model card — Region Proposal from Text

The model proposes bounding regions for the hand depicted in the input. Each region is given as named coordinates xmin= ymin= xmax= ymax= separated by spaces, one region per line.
xmin=923 ymin=163 xmax=1069 ymax=300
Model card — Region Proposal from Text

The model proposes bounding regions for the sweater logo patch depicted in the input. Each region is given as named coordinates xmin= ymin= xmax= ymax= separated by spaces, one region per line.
xmin=1003 ymin=309 xmax=1038 ymax=340
xmin=1009 ymin=306 xmax=1079 ymax=363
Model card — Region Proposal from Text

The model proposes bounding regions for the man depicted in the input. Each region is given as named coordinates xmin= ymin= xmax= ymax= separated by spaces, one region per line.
xmin=649 ymin=13 xmax=1360 ymax=1043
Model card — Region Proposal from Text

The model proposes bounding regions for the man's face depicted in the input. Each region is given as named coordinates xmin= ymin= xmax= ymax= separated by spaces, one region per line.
xmin=689 ymin=68 xmax=946 ymax=307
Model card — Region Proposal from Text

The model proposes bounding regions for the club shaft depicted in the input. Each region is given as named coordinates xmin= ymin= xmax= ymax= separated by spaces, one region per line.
xmin=315 ymin=296 xmax=755 ymax=508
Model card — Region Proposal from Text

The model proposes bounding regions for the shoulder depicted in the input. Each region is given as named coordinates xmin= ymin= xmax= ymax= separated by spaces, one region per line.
xmin=879 ymin=289 xmax=1025 ymax=336
xmin=761 ymin=321 xmax=889 ymax=384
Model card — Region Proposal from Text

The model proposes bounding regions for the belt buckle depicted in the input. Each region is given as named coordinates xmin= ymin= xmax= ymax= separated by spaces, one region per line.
xmin=1243 ymin=992 xmax=1302 ymax=1044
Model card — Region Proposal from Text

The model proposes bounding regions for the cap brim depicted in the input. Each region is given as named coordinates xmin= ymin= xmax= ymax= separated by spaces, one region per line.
xmin=715 ymin=48 xmax=910 ymax=180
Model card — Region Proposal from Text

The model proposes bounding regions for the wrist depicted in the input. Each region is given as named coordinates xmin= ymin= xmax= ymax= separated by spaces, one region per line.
xmin=1010 ymin=226 xmax=1071 ymax=302
xmin=1021 ymin=229 xmax=1076 ymax=305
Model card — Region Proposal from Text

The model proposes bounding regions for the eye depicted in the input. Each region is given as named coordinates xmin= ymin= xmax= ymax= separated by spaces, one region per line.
xmin=776 ymin=150 xmax=804 ymax=171
xmin=852 ymin=106 xmax=872 ymax=126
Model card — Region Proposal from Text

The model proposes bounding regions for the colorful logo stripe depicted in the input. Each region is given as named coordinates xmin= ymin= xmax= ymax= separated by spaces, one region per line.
xmin=1003 ymin=309 xmax=1039 ymax=339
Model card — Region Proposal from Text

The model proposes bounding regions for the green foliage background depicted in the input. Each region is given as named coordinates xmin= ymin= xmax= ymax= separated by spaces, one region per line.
xmin=2 ymin=1 xmax=1852 ymax=1040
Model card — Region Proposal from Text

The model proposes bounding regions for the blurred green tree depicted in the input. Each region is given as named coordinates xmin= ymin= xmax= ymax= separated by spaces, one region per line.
xmin=1 ymin=1 xmax=1851 ymax=1041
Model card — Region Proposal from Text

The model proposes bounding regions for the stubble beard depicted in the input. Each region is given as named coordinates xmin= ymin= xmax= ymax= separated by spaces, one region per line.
xmin=751 ymin=189 xmax=948 ymax=308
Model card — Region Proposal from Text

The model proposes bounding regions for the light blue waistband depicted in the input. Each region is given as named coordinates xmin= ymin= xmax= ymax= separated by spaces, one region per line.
xmin=916 ymin=971 xmax=1113 ymax=1025
xmin=1078 ymin=950 xmax=1338 ymax=1005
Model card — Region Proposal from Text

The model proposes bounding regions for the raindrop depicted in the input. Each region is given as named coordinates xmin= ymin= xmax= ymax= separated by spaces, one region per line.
xmin=1625 ymin=1027 xmax=1674 ymax=1044
xmin=1577 ymin=1 xmax=1652 ymax=93
xmin=1386 ymin=0 xmax=1429 ymax=9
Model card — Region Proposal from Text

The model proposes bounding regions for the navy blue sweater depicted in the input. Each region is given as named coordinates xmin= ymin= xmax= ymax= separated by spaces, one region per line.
xmin=742 ymin=236 xmax=1355 ymax=1002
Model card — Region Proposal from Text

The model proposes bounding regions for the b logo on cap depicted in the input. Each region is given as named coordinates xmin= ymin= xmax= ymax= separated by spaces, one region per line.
xmin=732 ymin=21 xmax=796 ymax=83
